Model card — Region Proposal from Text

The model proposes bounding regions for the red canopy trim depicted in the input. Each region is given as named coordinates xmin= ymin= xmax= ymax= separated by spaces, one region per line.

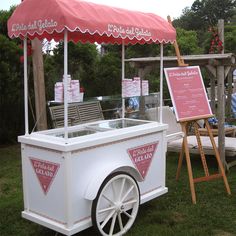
xmin=8 ymin=0 xmax=176 ymax=45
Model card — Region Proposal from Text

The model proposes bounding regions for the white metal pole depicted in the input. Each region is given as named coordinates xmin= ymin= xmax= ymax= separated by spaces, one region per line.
xmin=64 ymin=29 xmax=68 ymax=140
xmin=64 ymin=152 xmax=73 ymax=227
xmin=160 ymin=43 xmax=164 ymax=123
xmin=23 ymin=38 xmax=29 ymax=135
xmin=121 ymin=42 xmax=125 ymax=119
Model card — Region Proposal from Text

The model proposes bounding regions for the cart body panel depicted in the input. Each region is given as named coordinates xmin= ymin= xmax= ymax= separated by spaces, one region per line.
xmin=19 ymin=119 xmax=168 ymax=235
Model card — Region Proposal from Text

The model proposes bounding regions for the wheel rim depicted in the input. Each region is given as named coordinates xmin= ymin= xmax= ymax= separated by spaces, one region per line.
xmin=95 ymin=174 xmax=139 ymax=236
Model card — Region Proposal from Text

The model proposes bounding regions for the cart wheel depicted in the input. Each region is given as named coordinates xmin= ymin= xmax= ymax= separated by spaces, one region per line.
xmin=92 ymin=172 xmax=140 ymax=236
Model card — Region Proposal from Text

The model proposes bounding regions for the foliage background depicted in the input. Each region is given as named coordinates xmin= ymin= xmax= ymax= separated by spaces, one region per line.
xmin=0 ymin=0 xmax=236 ymax=144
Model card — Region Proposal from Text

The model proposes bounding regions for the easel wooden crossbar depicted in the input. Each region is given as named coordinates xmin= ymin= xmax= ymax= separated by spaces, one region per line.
xmin=176 ymin=116 xmax=231 ymax=204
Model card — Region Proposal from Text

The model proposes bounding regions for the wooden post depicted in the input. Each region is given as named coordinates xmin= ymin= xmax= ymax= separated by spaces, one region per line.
xmin=226 ymin=68 xmax=233 ymax=118
xmin=210 ymin=76 xmax=216 ymax=113
xmin=217 ymin=19 xmax=225 ymax=165
xmin=205 ymin=65 xmax=217 ymax=113
xmin=31 ymin=38 xmax=47 ymax=131
xmin=218 ymin=19 xmax=224 ymax=54
xmin=234 ymin=68 xmax=236 ymax=93
xmin=217 ymin=65 xmax=226 ymax=164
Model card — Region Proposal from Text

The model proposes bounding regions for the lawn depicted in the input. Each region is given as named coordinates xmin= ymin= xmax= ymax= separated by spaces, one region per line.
xmin=0 ymin=145 xmax=236 ymax=236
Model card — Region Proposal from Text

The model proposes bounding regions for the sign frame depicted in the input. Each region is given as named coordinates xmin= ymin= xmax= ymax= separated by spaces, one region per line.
xmin=164 ymin=66 xmax=213 ymax=122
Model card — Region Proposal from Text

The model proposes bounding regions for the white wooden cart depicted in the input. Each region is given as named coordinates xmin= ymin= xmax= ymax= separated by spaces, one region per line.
xmin=20 ymin=118 xmax=168 ymax=235
xmin=8 ymin=0 xmax=176 ymax=235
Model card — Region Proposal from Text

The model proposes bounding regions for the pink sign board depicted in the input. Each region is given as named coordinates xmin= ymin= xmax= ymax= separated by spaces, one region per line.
xmin=30 ymin=158 xmax=60 ymax=195
xmin=127 ymin=141 xmax=159 ymax=179
xmin=164 ymin=66 xmax=212 ymax=121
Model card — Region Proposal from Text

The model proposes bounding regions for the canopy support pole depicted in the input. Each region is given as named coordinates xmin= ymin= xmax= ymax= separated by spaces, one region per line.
xmin=159 ymin=43 xmax=164 ymax=123
xmin=121 ymin=42 xmax=125 ymax=119
xmin=24 ymin=38 xmax=29 ymax=135
xmin=64 ymin=29 xmax=68 ymax=141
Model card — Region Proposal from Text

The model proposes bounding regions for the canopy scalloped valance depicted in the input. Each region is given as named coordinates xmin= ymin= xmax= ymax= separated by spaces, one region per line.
xmin=8 ymin=0 xmax=176 ymax=45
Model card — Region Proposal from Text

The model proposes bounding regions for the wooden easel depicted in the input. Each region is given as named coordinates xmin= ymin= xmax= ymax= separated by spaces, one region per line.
xmin=176 ymin=117 xmax=231 ymax=204
xmin=167 ymin=17 xmax=231 ymax=204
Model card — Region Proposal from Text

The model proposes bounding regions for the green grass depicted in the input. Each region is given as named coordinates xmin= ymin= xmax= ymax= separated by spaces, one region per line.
xmin=0 ymin=145 xmax=236 ymax=236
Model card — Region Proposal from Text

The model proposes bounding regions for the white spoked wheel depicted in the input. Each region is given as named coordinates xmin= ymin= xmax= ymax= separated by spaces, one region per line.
xmin=92 ymin=172 xmax=140 ymax=236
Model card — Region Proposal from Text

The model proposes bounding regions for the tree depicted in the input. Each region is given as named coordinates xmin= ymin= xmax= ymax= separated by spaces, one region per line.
xmin=193 ymin=0 xmax=236 ymax=26
xmin=175 ymin=28 xmax=202 ymax=55
xmin=174 ymin=0 xmax=236 ymax=30
xmin=173 ymin=7 xmax=205 ymax=31
xmin=0 ymin=9 xmax=15 ymax=36
xmin=225 ymin=25 xmax=236 ymax=54
xmin=50 ymin=42 xmax=99 ymax=97
xmin=2 ymin=6 xmax=48 ymax=131
xmin=93 ymin=52 xmax=121 ymax=96
xmin=0 ymin=7 xmax=48 ymax=142
xmin=126 ymin=44 xmax=160 ymax=58
xmin=0 ymin=33 xmax=24 ymax=143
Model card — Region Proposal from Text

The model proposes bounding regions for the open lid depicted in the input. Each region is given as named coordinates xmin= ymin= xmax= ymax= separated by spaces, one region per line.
xmin=8 ymin=0 xmax=176 ymax=45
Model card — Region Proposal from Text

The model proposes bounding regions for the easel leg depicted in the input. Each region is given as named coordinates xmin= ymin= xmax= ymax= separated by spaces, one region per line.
xmin=205 ymin=120 xmax=231 ymax=195
xmin=193 ymin=122 xmax=209 ymax=177
xmin=181 ymin=122 xmax=197 ymax=204
xmin=176 ymin=141 xmax=184 ymax=181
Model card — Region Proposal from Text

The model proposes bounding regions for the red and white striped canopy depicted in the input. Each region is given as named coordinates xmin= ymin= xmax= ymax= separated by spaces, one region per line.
xmin=8 ymin=0 xmax=176 ymax=45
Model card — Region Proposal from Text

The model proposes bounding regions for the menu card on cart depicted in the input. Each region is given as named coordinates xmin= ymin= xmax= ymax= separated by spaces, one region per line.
xmin=142 ymin=80 xmax=149 ymax=96
xmin=164 ymin=66 xmax=212 ymax=121
xmin=122 ymin=77 xmax=149 ymax=98
xmin=122 ymin=78 xmax=141 ymax=97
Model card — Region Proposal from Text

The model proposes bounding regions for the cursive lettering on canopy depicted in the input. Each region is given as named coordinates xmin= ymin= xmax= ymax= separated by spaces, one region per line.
xmin=108 ymin=24 xmax=152 ymax=38
xmin=11 ymin=19 xmax=58 ymax=32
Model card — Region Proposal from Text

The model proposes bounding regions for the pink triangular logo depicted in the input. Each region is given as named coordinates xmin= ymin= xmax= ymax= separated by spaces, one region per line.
xmin=127 ymin=142 xmax=159 ymax=179
xmin=30 ymin=158 xmax=60 ymax=195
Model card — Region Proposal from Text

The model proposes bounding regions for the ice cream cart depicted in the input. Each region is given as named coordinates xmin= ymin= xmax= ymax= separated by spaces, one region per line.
xmin=8 ymin=0 xmax=176 ymax=235
xmin=19 ymin=119 xmax=168 ymax=235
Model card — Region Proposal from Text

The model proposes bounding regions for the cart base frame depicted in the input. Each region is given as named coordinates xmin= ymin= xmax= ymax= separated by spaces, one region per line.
xmin=22 ymin=187 xmax=167 ymax=235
